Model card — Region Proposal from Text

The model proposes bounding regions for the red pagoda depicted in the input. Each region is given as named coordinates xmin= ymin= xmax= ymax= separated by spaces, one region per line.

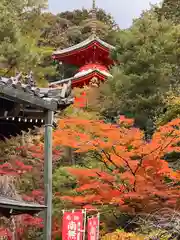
xmin=50 ymin=0 xmax=115 ymax=88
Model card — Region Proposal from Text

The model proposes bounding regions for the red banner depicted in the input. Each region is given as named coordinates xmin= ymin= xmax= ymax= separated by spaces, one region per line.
xmin=62 ymin=211 xmax=84 ymax=240
xmin=87 ymin=216 xmax=99 ymax=240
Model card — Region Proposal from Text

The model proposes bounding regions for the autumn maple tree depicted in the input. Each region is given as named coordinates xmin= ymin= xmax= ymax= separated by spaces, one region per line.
xmin=0 ymin=136 xmax=62 ymax=239
xmin=0 ymin=157 xmax=44 ymax=239
xmin=54 ymin=116 xmax=180 ymax=214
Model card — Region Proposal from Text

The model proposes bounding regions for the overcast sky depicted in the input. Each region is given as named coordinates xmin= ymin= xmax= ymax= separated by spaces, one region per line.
xmin=48 ymin=0 xmax=162 ymax=29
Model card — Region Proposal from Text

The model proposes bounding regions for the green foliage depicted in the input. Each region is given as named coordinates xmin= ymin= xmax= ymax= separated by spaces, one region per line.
xmin=0 ymin=0 xmax=59 ymax=86
xmin=156 ymin=89 xmax=180 ymax=126
xmin=39 ymin=9 xmax=117 ymax=49
xmin=160 ymin=0 xmax=180 ymax=24
xmin=0 ymin=0 xmax=47 ymax=75
xmin=99 ymin=10 xmax=180 ymax=135
xmin=53 ymin=167 xmax=77 ymax=216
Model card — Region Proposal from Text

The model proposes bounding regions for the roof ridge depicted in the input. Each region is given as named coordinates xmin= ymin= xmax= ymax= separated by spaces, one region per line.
xmin=52 ymin=36 xmax=114 ymax=56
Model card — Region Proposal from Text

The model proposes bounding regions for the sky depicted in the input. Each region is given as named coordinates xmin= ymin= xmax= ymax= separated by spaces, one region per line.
xmin=48 ymin=0 xmax=162 ymax=29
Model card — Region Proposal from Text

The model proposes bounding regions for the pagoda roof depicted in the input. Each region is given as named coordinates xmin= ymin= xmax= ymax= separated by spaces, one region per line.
xmin=53 ymin=36 xmax=115 ymax=56
xmin=52 ymin=36 xmax=115 ymax=65
xmin=49 ymin=68 xmax=112 ymax=88
xmin=0 ymin=196 xmax=46 ymax=218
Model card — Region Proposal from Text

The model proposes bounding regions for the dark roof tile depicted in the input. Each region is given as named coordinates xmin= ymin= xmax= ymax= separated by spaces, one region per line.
xmin=0 ymin=74 xmax=73 ymax=111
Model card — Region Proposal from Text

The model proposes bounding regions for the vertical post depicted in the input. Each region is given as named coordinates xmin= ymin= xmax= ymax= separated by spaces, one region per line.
xmin=97 ymin=213 xmax=100 ymax=240
xmin=83 ymin=209 xmax=86 ymax=240
xmin=44 ymin=110 xmax=54 ymax=240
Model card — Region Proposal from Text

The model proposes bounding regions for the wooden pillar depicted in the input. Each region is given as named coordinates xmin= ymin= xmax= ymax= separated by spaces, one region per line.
xmin=44 ymin=110 xmax=54 ymax=240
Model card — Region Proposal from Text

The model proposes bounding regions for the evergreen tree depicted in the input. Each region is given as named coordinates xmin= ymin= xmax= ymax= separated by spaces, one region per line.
xmin=160 ymin=0 xmax=180 ymax=24
xmin=99 ymin=10 xmax=180 ymax=135
xmin=0 ymin=0 xmax=58 ymax=86
xmin=0 ymin=0 xmax=45 ymax=64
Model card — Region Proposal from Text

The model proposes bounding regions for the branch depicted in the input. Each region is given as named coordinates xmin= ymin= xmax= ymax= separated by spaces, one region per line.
xmin=112 ymin=146 xmax=135 ymax=176
xmin=3 ymin=64 xmax=16 ymax=77
xmin=95 ymin=151 xmax=114 ymax=172
xmin=81 ymin=162 xmax=122 ymax=192
xmin=101 ymin=149 xmax=120 ymax=170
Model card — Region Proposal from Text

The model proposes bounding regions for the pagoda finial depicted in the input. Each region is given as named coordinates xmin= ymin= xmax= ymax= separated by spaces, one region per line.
xmin=91 ymin=0 xmax=97 ymax=36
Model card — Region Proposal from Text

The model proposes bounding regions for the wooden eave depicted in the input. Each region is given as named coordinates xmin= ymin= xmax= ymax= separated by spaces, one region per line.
xmin=0 ymin=196 xmax=46 ymax=218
